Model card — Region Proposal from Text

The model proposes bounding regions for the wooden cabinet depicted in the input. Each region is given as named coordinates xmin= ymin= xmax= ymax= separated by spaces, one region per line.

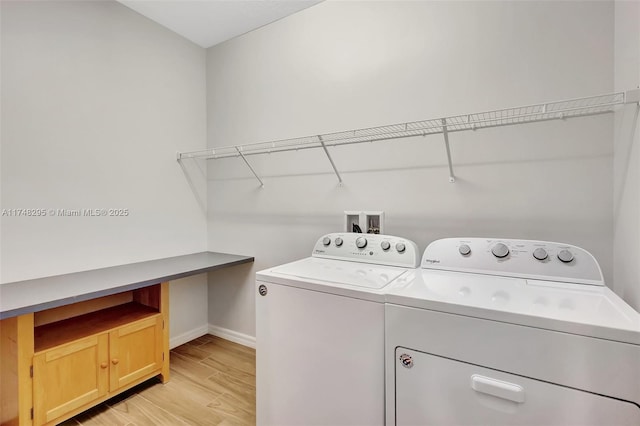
xmin=1 ymin=283 xmax=170 ymax=426
xmin=33 ymin=334 xmax=109 ymax=425
xmin=109 ymin=315 xmax=163 ymax=391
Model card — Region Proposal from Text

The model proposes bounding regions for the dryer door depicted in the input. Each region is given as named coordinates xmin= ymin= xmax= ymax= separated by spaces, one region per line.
xmin=394 ymin=347 xmax=640 ymax=426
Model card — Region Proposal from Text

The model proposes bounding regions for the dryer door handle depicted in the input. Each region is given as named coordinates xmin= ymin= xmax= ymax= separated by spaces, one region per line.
xmin=471 ymin=374 xmax=525 ymax=403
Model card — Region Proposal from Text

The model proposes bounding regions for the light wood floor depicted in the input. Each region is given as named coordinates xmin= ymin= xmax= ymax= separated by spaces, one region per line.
xmin=61 ymin=334 xmax=256 ymax=426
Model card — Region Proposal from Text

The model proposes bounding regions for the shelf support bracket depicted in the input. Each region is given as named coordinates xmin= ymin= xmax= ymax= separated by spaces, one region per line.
xmin=318 ymin=135 xmax=343 ymax=185
xmin=236 ymin=147 xmax=264 ymax=187
xmin=441 ymin=118 xmax=456 ymax=183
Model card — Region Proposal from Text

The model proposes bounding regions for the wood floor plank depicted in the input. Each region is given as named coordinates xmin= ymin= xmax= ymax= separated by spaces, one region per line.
xmin=218 ymin=391 xmax=255 ymax=416
xmin=201 ymin=348 xmax=256 ymax=376
xmin=210 ymin=335 xmax=254 ymax=350
xmin=207 ymin=372 xmax=256 ymax=413
xmin=136 ymin=381 xmax=227 ymax=426
xmin=216 ymin=417 xmax=251 ymax=426
xmin=107 ymin=393 xmax=188 ymax=426
xmin=161 ymin=368 xmax=225 ymax=406
xmin=189 ymin=334 xmax=218 ymax=346
xmin=201 ymin=337 xmax=255 ymax=358
xmin=208 ymin=393 xmax=256 ymax=423
xmin=169 ymin=351 xmax=219 ymax=382
xmin=172 ymin=343 xmax=212 ymax=362
xmin=200 ymin=355 xmax=255 ymax=386
xmin=58 ymin=418 xmax=81 ymax=425
xmin=74 ymin=402 xmax=135 ymax=426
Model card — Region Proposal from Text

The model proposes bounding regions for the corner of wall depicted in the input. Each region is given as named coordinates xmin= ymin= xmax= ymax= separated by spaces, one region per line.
xmin=613 ymin=0 xmax=640 ymax=310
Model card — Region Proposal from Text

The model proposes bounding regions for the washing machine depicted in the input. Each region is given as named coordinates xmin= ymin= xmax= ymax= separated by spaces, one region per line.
xmin=256 ymin=232 xmax=419 ymax=426
xmin=385 ymin=238 xmax=640 ymax=426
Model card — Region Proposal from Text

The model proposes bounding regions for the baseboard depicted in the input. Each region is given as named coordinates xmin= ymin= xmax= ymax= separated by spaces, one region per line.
xmin=169 ymin=324 xmax=209 ymax=349
xmin=208 ymin=324 xmax=256 ymax=348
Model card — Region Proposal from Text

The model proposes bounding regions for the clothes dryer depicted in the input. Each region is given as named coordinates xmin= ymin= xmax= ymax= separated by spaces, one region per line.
xmin=385 ymin=238 xmax=640 ymax=425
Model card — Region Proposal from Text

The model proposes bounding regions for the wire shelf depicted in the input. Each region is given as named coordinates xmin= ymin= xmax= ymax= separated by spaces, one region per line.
xmin=177 ymin=89 xmax=638 ymax=184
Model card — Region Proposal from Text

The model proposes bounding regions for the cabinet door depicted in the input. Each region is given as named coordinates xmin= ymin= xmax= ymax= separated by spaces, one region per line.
xmin=33 ymin=334 xmax=108 ymax=425
xmin=109 ymin=315 xmax=163 ymax=391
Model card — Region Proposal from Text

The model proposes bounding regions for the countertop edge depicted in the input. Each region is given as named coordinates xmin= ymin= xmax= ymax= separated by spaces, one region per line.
xmin=0 ymin=252 xmax=254 ymax=320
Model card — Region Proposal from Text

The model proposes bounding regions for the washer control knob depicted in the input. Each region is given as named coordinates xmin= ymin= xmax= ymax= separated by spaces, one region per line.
xmin=491 ymin=243 xmax=510 ymax=259
xmin=322 ymin=237 xmax=331 ymax=246
xmin=459 ymin=244 xmax=471 ymax=256
xmin=335 ymin=237 xmax=343 ymax=247
xmin=533 ymin=248 xmax=548 ymax=261
xmin=396 ymin=242 xmax=406 ymax=253
xmin=557 ymin=249 xmax=574 ymax=263
xmin=355 ymin=237 xmax=367 ymax=249
xmin=381 ymin=241 xmax=391 ymax=251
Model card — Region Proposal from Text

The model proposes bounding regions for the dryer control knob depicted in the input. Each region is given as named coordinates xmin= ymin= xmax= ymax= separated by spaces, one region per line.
xmin=533 ymin=248 xmax=548 ymax=261
xmin=335 ymin=237 xmax=343 ymax=247
xmin=557 ymin=249 xmax=574 ymax=263
xmin=491 ymin=243 xmax=510 ymax=258
xmin=356 ymin=237 xmax=367 ymax=249
xmin=381 ymin=241 xmax=391 ymax=251
xmin=459 ymin=244 xmax=471 ymax=256
xmin=396 ymin=242 xmax=406 ymax=253
xmin=322 ymin=237 xmax=331 ymax=246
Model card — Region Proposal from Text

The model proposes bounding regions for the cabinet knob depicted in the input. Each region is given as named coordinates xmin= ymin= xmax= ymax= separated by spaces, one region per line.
xmin=111 ymin=358 xmax=119 ymax=365
xmin=100 ymin=362 xmax=108 ymax=369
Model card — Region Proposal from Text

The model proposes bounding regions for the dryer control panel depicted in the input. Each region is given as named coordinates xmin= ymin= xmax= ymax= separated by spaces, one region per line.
xmin=421 ymin=238 xmax=603 ymax=285
xmin=313 ymin=233 xmax=420 ymax=268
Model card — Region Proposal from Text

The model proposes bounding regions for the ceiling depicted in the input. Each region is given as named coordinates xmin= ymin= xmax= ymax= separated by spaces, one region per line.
xmin=116 ymin=0 xmax=322 ymax=48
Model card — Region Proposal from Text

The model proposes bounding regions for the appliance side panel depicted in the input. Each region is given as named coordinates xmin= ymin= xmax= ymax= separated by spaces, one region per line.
xmin=256 ymin=280 xmax=384 ymax=425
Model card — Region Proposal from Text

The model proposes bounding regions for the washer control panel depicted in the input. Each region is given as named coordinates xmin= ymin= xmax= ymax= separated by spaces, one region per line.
xmin=421 ymin=238 xmax=603 ymax=285
xmin=313 ymin=233 xmax=420 ymax=268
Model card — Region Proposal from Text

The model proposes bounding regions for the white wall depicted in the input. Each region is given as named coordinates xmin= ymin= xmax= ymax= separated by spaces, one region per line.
xmin=613 ymin=0 xmax=640 ymax=310
xmin=206 ymin=1 xmax=615 ymax=337
xmin=2 ymin=0 xmax=629 ymax=343
xmin=0 ymin=1 xmax=209 ymax=339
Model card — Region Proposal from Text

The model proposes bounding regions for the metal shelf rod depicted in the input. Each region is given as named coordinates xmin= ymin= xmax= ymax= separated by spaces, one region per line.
xmin=235 ymin=147 xmax=264 ymax=187
xmin=441 ymin=118 xmax=455 ymax=183
xmin=318 ymin=135 xmax=343 ymax=184
xmin=181 ymin=131 xmax=437 ymax=160
xmin=177 ymin=89 xmax=639 ymax=183
xmin=181 ymin=108 xmax=615 ymax=161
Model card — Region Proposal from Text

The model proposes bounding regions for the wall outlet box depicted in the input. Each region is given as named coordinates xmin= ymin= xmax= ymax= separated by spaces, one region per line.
xmin=345 ymin=211 xmax=361 ymax=233
xmin=344 ymin=211 xmax=384 ymax=234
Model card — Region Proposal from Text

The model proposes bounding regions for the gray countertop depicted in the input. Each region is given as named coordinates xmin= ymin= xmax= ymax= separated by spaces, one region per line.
xmin=0 ymin=252 xmax=254 ymax=319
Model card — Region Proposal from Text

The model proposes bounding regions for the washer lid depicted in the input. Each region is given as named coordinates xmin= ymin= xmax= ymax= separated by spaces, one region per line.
xmin=264 ymin=257 xmax=408 ymax=289
xmin=386 ymin=269 xmax=640 ymax=344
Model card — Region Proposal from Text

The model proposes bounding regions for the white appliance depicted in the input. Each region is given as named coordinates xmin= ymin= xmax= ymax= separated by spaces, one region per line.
xmin=256 ymin=232 xmax=419 ymax=426
xmin=385 ymin=238 xmax=640 ymax=426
